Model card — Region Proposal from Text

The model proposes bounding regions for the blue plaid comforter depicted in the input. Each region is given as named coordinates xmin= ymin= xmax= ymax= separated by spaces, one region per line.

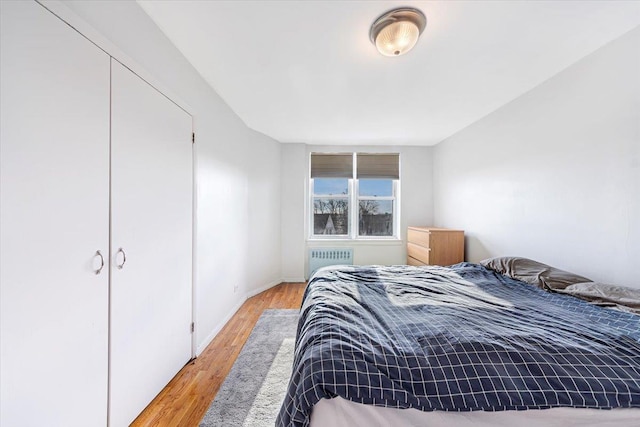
xmin=276 ymin=263 xmax=640 ymax=427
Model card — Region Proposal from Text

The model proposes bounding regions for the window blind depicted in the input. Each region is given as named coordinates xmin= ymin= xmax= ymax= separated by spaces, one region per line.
xmin=310 ymin=153 xmax=353 ymax=178
xmin=356 ymin=153 xmax=400 ymax=179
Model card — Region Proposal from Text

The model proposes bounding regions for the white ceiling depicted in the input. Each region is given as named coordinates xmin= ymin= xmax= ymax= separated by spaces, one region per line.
xmin=138 ymin=1 xmax=640 ymax=146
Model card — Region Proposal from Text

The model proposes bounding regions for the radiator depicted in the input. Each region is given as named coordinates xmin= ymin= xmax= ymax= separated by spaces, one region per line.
xmin=308 ymin=248 xmax=353 ymax=279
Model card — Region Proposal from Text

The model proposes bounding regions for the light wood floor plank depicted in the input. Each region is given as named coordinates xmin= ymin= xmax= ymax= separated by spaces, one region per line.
xmin=131 ymin=282 xmax=306 ymax=426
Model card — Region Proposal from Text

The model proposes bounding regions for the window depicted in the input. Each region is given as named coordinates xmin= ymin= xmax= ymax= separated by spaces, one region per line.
xmin=358 ymin=179 xmax=394 ymax=236
xmin=310 ymin=153 xmax=399 ymax=239
xmin=312 ymin=178 xmax=349 ymax=235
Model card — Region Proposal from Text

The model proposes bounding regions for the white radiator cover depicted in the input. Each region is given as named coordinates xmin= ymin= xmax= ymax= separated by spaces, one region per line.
xmin=308 ymin=248 xmax=353 ymax=279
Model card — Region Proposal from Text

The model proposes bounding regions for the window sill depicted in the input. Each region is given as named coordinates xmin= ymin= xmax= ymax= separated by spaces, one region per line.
xmin=306 ymin=238 xmax=403 ymax=246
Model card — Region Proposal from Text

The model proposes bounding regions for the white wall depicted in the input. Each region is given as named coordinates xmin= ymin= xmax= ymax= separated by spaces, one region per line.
xmin=56 ymin=0 xmax=283 ymax=353
xmin=433 ymin=27 xmax=640 ymax=288
xmin=280 ymin=144 xmax=433 ymax=279
xmin=281 ymin=143 xmax=307 ymax=281
xmin=247 ymin=132 xmax=282 ymax=296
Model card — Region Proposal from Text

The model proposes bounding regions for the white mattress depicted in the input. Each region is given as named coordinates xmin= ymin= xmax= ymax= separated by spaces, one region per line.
xmin=311 ymin=397 xmax=640 ymax=427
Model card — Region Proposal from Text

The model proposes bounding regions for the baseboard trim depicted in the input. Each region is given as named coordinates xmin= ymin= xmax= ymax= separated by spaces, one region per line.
xmin=196 ymin=298 xmax=245 ymax=356
xmin=245 ymin=279 xmax=282 ymax=299
xmin=195 ymin=277 xmax=306 ymax=356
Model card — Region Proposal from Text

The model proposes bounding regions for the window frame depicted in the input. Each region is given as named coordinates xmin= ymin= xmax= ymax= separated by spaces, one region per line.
xmin=308 ymin=153 xmax=400 ymax=241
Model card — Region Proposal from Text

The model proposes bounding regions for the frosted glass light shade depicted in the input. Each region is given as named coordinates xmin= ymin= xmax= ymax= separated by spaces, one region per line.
xmin=370 ymin=8 xmax=426 ymax=57
xmin=375 ymin=21 xmax=420 ymax=57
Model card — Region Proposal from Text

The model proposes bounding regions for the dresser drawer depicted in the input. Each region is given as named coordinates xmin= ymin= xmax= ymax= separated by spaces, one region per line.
xmin=407 ymin=242 xmax=430 ymax=264
xmin=407 ymin=227 xmax=430 ymax=247
xmin=407 ymin=256 xmax=427 ymax=266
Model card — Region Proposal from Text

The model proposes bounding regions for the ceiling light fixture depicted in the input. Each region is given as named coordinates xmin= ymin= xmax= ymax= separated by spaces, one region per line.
xmin=369 ymin=7 xmax=427 ymax=57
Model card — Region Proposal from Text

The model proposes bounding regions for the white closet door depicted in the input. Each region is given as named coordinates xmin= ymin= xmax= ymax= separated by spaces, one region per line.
xmin=0 ymin=2 xmax=110 ymax=426
xmin=110 ymin=60 xmax=193 ymax=427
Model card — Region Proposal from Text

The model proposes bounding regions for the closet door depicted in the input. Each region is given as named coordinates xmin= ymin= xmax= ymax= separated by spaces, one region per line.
xmin=110 ymin=60 xmax=193 ymax=427
xmin=0 ymin=2 xmax=110 ymax=426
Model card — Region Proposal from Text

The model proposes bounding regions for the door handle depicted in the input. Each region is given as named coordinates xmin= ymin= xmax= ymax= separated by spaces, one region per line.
xmin=116 ymin=247 xmax=127 ymax=270
xmin=94 ymin=250 xmax=105 ymax=275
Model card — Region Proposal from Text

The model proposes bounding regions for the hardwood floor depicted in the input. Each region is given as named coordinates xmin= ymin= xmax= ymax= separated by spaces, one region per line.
xmin=131 ymin=282 xmax=306 ymax=426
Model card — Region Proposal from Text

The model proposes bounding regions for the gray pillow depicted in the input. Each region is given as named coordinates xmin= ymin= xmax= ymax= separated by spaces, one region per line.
xmin=556 ymin=282 xmax=640 ymax=314
xmin=480 ymin=256 xmax=590 ymax=290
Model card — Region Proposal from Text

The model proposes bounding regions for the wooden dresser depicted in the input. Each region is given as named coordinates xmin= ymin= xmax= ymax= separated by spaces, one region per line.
xmin=407 ymin=227 xmax=464 ymax=266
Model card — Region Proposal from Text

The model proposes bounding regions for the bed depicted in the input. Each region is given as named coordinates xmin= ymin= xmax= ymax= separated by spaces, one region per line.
xmin=276 ymin=262 xmax=640 ymax=427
